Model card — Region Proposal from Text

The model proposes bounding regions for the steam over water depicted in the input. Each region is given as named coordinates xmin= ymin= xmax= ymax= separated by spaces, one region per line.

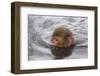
xmin=28 ymin=15 xmax=88 ymax=60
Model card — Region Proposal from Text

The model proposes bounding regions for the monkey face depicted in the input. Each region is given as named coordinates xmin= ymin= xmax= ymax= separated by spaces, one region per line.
xmin=51 ymin=36 xmax=73 ymax=48
xmin=51 ymin=36 xmax=63 ymax=47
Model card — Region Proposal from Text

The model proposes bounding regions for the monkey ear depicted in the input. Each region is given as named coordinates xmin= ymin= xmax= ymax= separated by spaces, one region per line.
xmin=65 ymin=37 xmax=73 ymax=47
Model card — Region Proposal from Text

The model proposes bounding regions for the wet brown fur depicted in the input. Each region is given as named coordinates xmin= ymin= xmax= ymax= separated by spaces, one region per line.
xmin=51 ymin=27 xmax=74 ymax=59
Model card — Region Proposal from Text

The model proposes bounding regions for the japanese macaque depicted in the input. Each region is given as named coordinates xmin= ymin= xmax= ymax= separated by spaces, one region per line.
xmin=50 ymin=27 xmax=74 ymax=59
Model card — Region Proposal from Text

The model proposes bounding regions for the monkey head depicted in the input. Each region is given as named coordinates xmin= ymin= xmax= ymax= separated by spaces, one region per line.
xmin=50 ymin=27 xmax=74 ymax=59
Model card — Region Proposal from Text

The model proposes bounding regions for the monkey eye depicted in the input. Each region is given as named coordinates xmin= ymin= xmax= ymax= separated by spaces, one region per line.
xmin=51 ymin=39 xmax=59 ymax=44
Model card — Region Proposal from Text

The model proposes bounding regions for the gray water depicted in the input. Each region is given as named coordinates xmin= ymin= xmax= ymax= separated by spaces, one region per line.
xmin=28 ymin=15 xmax=88 ymax=60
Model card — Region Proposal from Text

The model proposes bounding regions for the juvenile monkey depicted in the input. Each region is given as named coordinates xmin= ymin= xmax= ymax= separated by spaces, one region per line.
xmin=50 ymin=27 xmax=74 ymax=59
